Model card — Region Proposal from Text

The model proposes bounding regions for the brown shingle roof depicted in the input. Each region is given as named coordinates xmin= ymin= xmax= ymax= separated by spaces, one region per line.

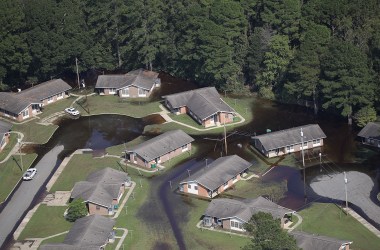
xmin=0 ymin=92 xmax=40 ymax=115
xmin=290 ymin=231 xmax=352 ymax=250
xmin=357 ymin=122 xmax=380 ymax=140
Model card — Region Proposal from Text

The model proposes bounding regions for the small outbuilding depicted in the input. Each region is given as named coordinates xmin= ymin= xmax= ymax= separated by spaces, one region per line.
xmin=179 ymin=155 xmax=251 ymax=198
xmin=95 ymin=68 xmax=160 ymax=98
xmin=71 ymin=167 xmax=130 ymax=215
xmin=40 ymin=215 xmax=116 ymax=250
xmin=202 ymin=196 xmax=294 ymax=232
xmin=290 ymin=231 xmax=352 ymax=250
xmin=357 ymin=122 xmax=380 ymax=147
xmin=252 ymin=124 xmax=326 ymax=158
xmin=163 ymin=87 xmax=236 ymax=128
xmin=126 ymin=129 xmax=194 ymax=168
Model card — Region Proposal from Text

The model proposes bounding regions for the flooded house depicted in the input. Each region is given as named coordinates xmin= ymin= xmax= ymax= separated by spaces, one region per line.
xmin=125 ymin=129 xmax=194 ymax=168
xmin=40 ymin=215 xmax=116 ymax=250
xmin=179 ymin=155 xmax=251 ymax=198
xmin=290 ymin=231 xmax=352 ymax=250
xmin=357 ymin=122 xmax=380 ymax=148
xmin=252 ymin=124 xmax=326 ymax=158
xmin=163 ymin=87 xmax=236 ymax=128
xmin=0 ymin=79 xmax=72 ymax=121
xmin=70 ymin=168 xmax=131 ymax=216
xmin=95 ymin=68 xmax=160 ymax=98
xmin=0 ymin=120 xmax=12 ymax=152
xmin=202 ymin=196 xmax=294 ymax=232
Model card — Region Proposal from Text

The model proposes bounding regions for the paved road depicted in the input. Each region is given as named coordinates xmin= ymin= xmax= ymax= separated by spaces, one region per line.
xmin=310 ymin=171 xmax=380 ymax=229
xmin=0 ymin=145 xmax=64 ymax=249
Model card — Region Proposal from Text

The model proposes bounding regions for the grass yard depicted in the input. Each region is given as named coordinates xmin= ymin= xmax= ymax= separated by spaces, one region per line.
xmin=39 ymin=233 xmax=67 ymax=245
xmin=224 ymin=97 xmax=254 ymax=125
xmin=0 ymin=133 xmax=18 ymax=162
xmin=12 ymin=123 xmax=58 ymax=144
xmin=182 ymin=198 xmax=251 ymax=249
xmin=162 ymin=144 xmax=201 ymax=171
xmin=297 ymin=203 xmax=380 ymax=250
xmin=19 ymin=205 xmax=71 ymax=239
xmin=50 ymin=154 xmax=127 ymax=192
xmin=38 ymin=96 xmax=77 ymax=119
xmin=0 ymin=154 xmax=37 ymax=202
xmin=169 ymin=113 xmax=205 ymax=129
xmin=73 ymin=95 xmax=161 ymax=118
xmin=221 ymin=177 xmax=287 ymax=202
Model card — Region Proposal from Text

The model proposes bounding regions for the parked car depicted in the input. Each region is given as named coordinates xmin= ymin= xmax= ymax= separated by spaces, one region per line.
xmin=64 ymin=107 xmax=80 ymax=116
xmin=23 ymin=168 xmax=37 ymax=181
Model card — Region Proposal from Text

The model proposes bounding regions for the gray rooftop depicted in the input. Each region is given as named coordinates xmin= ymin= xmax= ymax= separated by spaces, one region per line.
xmin=357 ymin=122 xmax=380 ymax=140
xmin=17 ymin=79 xmax=72 ymax=101
xmin=163 ymin=87 xmax=235 ymax=120
xmin=290 ymin=231 xmax=352 ymax=250
xmin=180 ymin=155 xmax=252 ymax=191
xmin=40 ymin=215 xmax=115 ymax=250
xmin=0 ymin=120 xmax=12 ymax=134
xmin=95 ymin=68 xmax=159 ymax=90
xmin=253 ymin=124 xmax=326 ymax=151
xmin=0 ymin=92 xmax=41 ymax=115
xmin=128 ymin=129 xmax=194 ymax=162
xmin=204 ymin=196 xmax=294 ymax=222
xmin=71 ymin=167 xmax=129 ymax=207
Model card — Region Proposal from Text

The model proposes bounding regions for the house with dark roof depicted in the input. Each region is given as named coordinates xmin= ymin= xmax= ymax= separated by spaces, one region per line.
xmin=163 ymin=87 xmax=236 ymax=128
xmin=179 ymin=155 xmax=251 ymax=198
xmin=252 ymin=124 xmax=326 ymax=158
xmin=357 ymin=122 xmax=380 ymax=148
xmin=95 ymin=68 xmax=160 ymax=98
xmin=17 ymin=78 xmax=72 ymax=106
xmin=290 ymin=231 xmax=352 ymax=250
xmin=71 ymin=168 xmax=130 ymax=215
xmin=126 ymin=129 xmax=194 ymax=168
xmin=0 ymin=92 xmax=42 ymax=121
xmin=40 ymin=215 xmax=115 ymax=250
xmin=0 ymin=120 xmax=12 ymax=151
xmin=203 ymin=196 xmax=294 ymax=231
xmin=0 ymin=78 xmax=71 ymax=121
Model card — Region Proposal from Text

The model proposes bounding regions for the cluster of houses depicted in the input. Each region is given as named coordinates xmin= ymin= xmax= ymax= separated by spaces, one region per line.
xmin=4 ymin=68 xmax=377 ymax=249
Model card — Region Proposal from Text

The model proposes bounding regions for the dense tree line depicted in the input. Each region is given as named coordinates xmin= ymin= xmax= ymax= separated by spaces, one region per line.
xmin=1 ymin=0 xmax=379 ymax=123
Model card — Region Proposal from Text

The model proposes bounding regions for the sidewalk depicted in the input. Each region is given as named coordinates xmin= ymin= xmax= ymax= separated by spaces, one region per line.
xmin=0 ymin=131 xmax=24 ymax=164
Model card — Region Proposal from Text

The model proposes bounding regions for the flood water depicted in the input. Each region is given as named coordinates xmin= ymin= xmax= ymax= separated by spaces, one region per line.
xmin=13 ymin=75 xmax=380 ymax=249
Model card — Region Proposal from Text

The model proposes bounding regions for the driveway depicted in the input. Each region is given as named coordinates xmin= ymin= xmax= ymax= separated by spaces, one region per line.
xmin=0 ymin=145 xmax=64 ymax=249
xmin=310 ymin=171 xmax=380 ymax=229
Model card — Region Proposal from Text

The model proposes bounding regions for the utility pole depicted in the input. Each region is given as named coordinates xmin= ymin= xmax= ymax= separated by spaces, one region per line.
xmin=224 ymin=119 xmax=227 ymax=155
xmin=75 ymin=57 xmax=80 ymax=89
xmin=18 ymin=135 xmax=23 ymax=172
xmin=344 ymin=171 xmax=348 ymax=214
xmin=301 ymin=128 xmax=306 ymax=202
xmin=319 ymin=152 xmax=322 ymax=172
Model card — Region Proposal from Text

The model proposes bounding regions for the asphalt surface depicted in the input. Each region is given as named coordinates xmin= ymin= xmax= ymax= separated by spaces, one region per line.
xmin=0 ymin=145 xmax=64 ymax=249
xmin=310 ymin=171 xmax=380 ymax=228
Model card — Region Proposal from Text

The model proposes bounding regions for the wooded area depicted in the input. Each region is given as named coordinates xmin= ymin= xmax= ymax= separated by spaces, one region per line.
xmin=0 ymin=0 xmax=379 ymax=122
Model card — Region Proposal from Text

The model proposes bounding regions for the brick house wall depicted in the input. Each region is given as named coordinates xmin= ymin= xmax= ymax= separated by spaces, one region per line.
xmin=41 ymin=92 xmax=68 ymax=106
xmin=181 ymin=182 xmax=210 ymax=198
xmin=218 ymin=112 xmax=234 ymax=124
xmin=88 ymin=203 xmax=109 ymax=215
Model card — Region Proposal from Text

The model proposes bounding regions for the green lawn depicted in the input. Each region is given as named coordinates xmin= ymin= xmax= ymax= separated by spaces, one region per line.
xmin=50 ymin=154 xmax=126 ymax=192
xmin=13 ymin=123 xmax=58 ymax=144
xmin=73 ymin=95 xmax=161 ymax=118
xmin=221 ymin=177 xmax=287 ymax=201
xmin=169 ymin=113 xmax=205 ymax=129
xmin=0 ymin=133 xmax=18 ymax=162
xmin=182 ymin=198 xmax=251 ymax=249
xmin=224 ymin=97 xmax=254 ymax=125
xmin=19 ymin=205 xmax=71 ymax=239
xmin=39 ymin=233 xmax=67 ymax=246
xmin=297 ymin=203 xmax=380 ymax=250
xmin=38 ymin=96 xmax=77 ymax=119
xmin=0 ymin=154 xmax=37 ymax=202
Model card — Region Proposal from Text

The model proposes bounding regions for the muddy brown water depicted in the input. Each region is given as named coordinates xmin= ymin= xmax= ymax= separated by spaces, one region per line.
xmin=8 ymin=77 xmax=380 ymax=249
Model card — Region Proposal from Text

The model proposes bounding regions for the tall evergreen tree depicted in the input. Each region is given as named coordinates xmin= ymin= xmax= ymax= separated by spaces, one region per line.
xmin=321 ymin=40 xmax=376 ymax=124
xmin=0 ymin=0 xmax=31 ymax=88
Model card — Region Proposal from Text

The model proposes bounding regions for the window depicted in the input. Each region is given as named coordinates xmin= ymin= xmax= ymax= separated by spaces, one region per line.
xmin=181 ymin=144 xmax=188 ymax=151
xmin=223 ymin=182 xmax=228 ymax=188
xmin=230 ymin=221 xmax=241 ymax=229
xmin=109 ymin=88 xmax=116 ymax=94
xmin=57 ymin=92 xmax=64 ymax=99
xmin=47 ymin=96 xmax=53 ymax=103
xmin=316 ymin=139 xmax=320 ymax=144
xmin=121 ymin=88 xmax=129 ymax=97
xmin=96 ymin=205 xmax=100 ymax=210
xmin=188 ymin=184 xmax=191 ymax=189
xmin=138 ymin=88 xmax=147 ymax=96
xmin=304 ymin=141 xmax=307 ymax=146
xmin=22 ymin=109 xmax=29 ymax=118
xmin=194 ymin=186 xmax=198 ymax=190
xmin=287 ymin=145 xmax=294 ymax=152
xmin=232 ymin=176 xmax=237 ymax=181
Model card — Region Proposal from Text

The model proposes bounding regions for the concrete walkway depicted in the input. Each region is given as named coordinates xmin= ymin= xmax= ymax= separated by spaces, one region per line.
xmin=11 ymin=231 xmax=69 ymax=250
xmin=113 ymin=181 xmax=136 ymax=219
xmin=114 ymin=228 xmax=128 ymax=250
xmin=344 ymin=207 xmax=380 ymax=238
xmin=196 ymin=220 xmax=251 ymax=238
xmin=0 ymin=131 xmax=24 ymax=164
xmin=286 ymin=213 xmax=303 ymax=232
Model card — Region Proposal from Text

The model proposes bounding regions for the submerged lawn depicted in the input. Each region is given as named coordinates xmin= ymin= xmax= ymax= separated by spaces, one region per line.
xmin=297 ymin=203 xmax=380 ymax=250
